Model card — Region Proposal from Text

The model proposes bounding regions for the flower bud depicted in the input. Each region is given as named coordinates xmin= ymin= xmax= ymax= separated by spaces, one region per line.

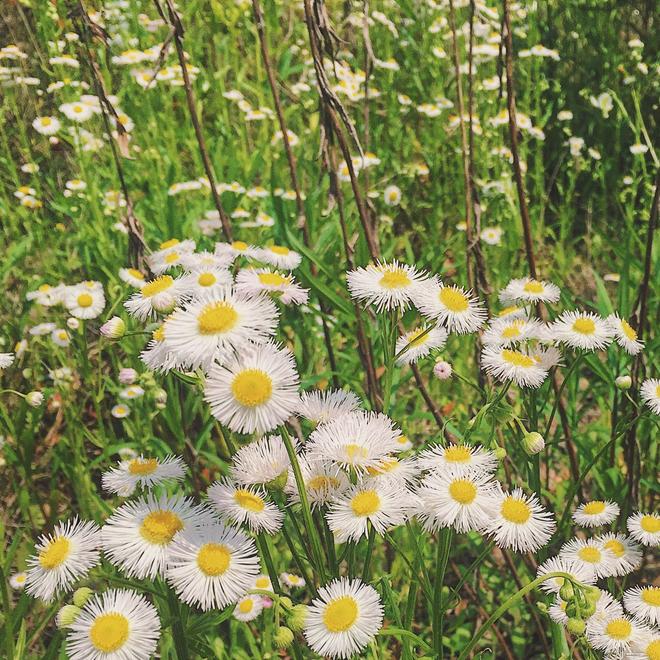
xmin=154 ymin=388 xmax=167 ymax=405
xmin=287 ymin=604 xmax=308 ymax=632
xmin=118 ymin=368 xmax=137 ymax=384
xmin=26 ymin=391 xmax=44 ymax=407
xmin=100 ymin=316 xmax=126 ymax=339
xmin=559 ymin=583 xmax=574 ymax=602
xmin=67 ymin=317 xmax=80 ymax=330
xmin=566 ymin=618 xmax=585 ymax=635
xmin=73 ymin=587 xmax=94 ymax=607
xmin=274 ymin=626 xmax=294 ymax=649
xmin=433 ymin=360 xmax=453 ymax=380
xmin=615 ymin=375 xmax=632 ymax=390
xmin=523 ymin=432 xmax=545 ymax=455
xmin=494 ymin=446 xmax=507 ymax=460
xmin=56 ymin=605 xmax=82 ymax=628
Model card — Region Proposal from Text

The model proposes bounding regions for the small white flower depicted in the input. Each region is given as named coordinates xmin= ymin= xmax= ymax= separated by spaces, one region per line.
xmin=640 ymin=379 xmax=660 ymax=416
xmin=572 ymin=500 xmax=620 ymax=528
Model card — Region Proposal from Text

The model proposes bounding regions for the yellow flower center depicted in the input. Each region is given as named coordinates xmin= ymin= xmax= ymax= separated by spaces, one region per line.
xmin=38 ymin=537 xmax=71 ymax=569
xmin=231 ymin=369 xmax=273 ymax=407
xmin=572 ymin=317 xmax=596 ymax=335
xmin=307 ymin=475 xmax=340 ymax=491
xmin=501 ymin=322 xmax=523 ymax=339
xmin=73 ymin=105 xmax=83 ymax=113
xmin=255 ymin=577 xmax=270 ymax=588
xmin=197 ymin=272 xmax=216 ymax=287
xmin=139 ymin=510 xmax=183 ymax=545
xmin=234 ymin=489 xmax=265 ymax=512
xmin=232 ymin=241 xmax=248 ymax=251
xmin=197 ymin=543 xmax=231 ymax=576
xmin=128 ymin=458 xmax=158 ymax=475
xmin=366 ymin=457 xmax=398 ymax=476
xmin=407 ymin=328 xmax=429 ymax=347
xmin=77 ymin=293 xmax=93 ymax=308
xmin=323 ymin=596 xmax=358 ymax=633
xmin=141 ymin=275 xmax=173 ymax=297
xmin=128 ymin=268 xmax=144 ymax=280
xmin=269 ymin=245 xmax=290 ymax=255
xmin=397 ymin=435 xmax=409 ymax=445
xmin=15 ymin=574 xmax=26 ymax=584
xmin=57 ymin=331 xmax=68 ymax=340
xmin=500 ymin=497 xmax=531 ymax=524
xmin=258 ymin=272 xmax=290 ymax=287
xmin=641 ymin=587 xmax=660 ymax=607
xmin=379 ymin=268 xmax=411 ymax=289
xmin=159 ymin=238 xmax=179 ymax=249
xmin=344 ymin=443 xmax=368 ymax=462
xmin=640 ymin=515 xmax=660 ymax=533
xmin=444 ymin=445 xmax=472 ymax=463
xmin=604 ymin=539 xmax=625 ymax=557
xmin=350 ymin=490 xmax=381 ymax=516
xmin=38 ymin=284 xmax=51 ymax=292
xmin=605 ymin=618 xmax=632 ymax=640
xmin=152 ymin=326 xmax=165 ymax=342
xmin=89 ymin=613 xmax=130 ymax=652
xmin=197 ymin=302 xmax=238 ymax=335
xmin=239 ymin=598 xmax=254 ymax=613
xmin=577 ymin=546 xmax=601 ymax=563
xmin=438 ymin=287 xmax=469 ymax=312
xmin=501 ymin=349 xmax=535 ymax=368
xmin=523 ymin=280 xmax=544 ymax=294
xmin=621 ymin=319 xmax=637 ymax=341
xmin=646 ymin=640 xmax=660 ymax=660
xmin=583 ymin=501 xmax=606 ymax=515
xmin=165 ymin=252 xmax=180 ymax=264
xmin=449 ymin=479 xmax=477 ymax=504
xmin=42 ymin=117 xmax=52 ymax=126
xmin=499 ymin=306 xmax=521 ymax=317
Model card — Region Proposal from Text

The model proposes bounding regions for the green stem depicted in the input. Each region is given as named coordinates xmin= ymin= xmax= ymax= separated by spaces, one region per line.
xmin=378 ymin=628 xmax=433 ymax=653
xmin=432 ymin=527 xmax=452 ymax=655
xmin=457 ymin=572 xmax=582 ymax=660
xmin=256 ymin=534 xmax=282 ymax=595
xmin=166 ymin=584 xmax=189 ymax=659
xmin=361 ymin=524 xmax=376 ymax=581
xmin=543 ymin=353 xmax=584 ymax=438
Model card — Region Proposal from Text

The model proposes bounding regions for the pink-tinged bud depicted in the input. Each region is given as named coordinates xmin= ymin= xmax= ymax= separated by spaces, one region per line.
xmin=26 ymin=390 xmax=44 ymax=407
xmin=119 ymin=368 xmax=138 ymax=384
xmin=433 ymin=360 xmax=453 ymax=380
xmin=100 ymin=316 xmax=126 ymax=339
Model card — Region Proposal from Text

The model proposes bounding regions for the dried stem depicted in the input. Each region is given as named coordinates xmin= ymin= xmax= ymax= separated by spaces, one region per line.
xmin=154 ymin=0 xmax=233 ymax=242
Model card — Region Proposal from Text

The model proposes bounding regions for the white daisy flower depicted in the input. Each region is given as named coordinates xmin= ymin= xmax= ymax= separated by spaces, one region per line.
xmin=64 ymin=286 xmax=105 ymax=320
xmin=119 ymin=385 xmax=144 ymax=400
xmin=207 ymin=478 xmax=283 ymax=534
xmin=124 ymin=275 xmax=185 ymax=320
xmin=253 ymin=574 xmax=274 ymax=592
xmin=383 ymin=185 xmax=402 ymax=206
xmin=179 ymin=267 xmax=234 ymax=299
xmin=296 ymin=389 xmax=362 ymax=425
xmin=304 ymin=578 xmax=383 ymax=659
xmin=66 ymin=589 xmax=160 ymax=660
xmin=60 ymin=101 xmax=94 ymax=122
xmin=596 ymin=533 xmax=643 ymax=576
xmin=111 ymin=404 xmax=130 ymax=419
xmin=235 ymin=268 xmax=309 ymax=306
xmin=364 ymin=456 xmax=420 ymax=487
xmin=101 ymin=455 xmax=186 ymax=496
xmin=558 ymin=537 xmax=618 ymax=578
xmin=118 ymin=267 xmax=146 ymax=288
xmin=395 ymin=324 xmax=448 ymax=365
xmin=587 ymin=614 xmax=644 ymax=657
xmin=163 ymin=289 xmax=279 ymax=371
xmin=139 ymin=322 xmax=181 ymax=373
xmin=481 ymin=317 xmax=543 ymax=347
xmin=33 ymin=116 xmax=61 ymax=135
xmin=496 ymin=305 xmax=530 ymax=320
xmin=484 ymin=487 xmax=556 ymax=552
xmin=480 ymin=226 xmax=503 ymax=245
xmin=179 ymin=250 xmax=235 ymax=272
xmin=640 ymin=379 xmax=660 ymax=416
xmin=530 ymin=345 xmax=564 ymax=370
xmin=255 ymin=245 xmax=303 ymax=270
xmin=230 ymin=434 xmax=298 ymax=488
xmin=305 ymin=411 xmax=401 ymax=474
xmin=627 ymin=511 xmax=660 ymax=546
xmin=280 ymin=572 xmax=306 ymax=589
xmin=415 ymin=469 xmax=496 ymax=533
xmin=27 ymin=283 xmax=66 ymax=306
xmin=535 ymin=556 xmax=596 ymax=594
xmin=572 ymin=500 xmax=620 ymax=527
xmin=0 ymin=352 xmax=15 ymax=369
xmin=233 ymin=594 xmax=264 ymax=622
xmin=607 ymin=314 xmax=644 ymax=355
xmin=629 ymin=633 xmax=660 ymax=660
xmin=25 ymin=518 xmax=102 ymax=602
xmin=215 ymin=240 xmax=261 ymax=262
xmin=415 ymin=443 xmax=498 ymax=475
xmin=10 ymin=571 xmax=27 ymax=589
xmin=347 ymin=260 xmax=429 ymax=312
xmin=499 ymin=277 xmax=561 ymax=304
xmin=102 ymin=494 xmax=215 ymax=579
xmin=166 ymin=522 xmax=260 ymax=611
xmin=552 ymin=310 xmax=613 ymax=351
xmin=624 ymin=585 xmax=660 ymax=626
xmin=204 ymin=341 xmax=300 ymax=435
xmin=326 ymin=481 xmax=409 ymax=543
xmin=481 ymin=345 xmax=550 ymax=388
xmin=148 ymin=238 xmax=196 ymax=264
xmin=285 ymin=456 xmax=350 ymax=509
xmin=412 ymin=278 xmax=487 ymax=333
